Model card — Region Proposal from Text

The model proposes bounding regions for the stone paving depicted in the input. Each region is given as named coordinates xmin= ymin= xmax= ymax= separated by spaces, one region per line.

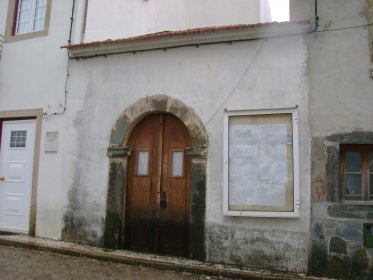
xmin=0 ymin=235 xmax=332 ymax=280
xmin=0 ymin=244 xmax=220 ymax=280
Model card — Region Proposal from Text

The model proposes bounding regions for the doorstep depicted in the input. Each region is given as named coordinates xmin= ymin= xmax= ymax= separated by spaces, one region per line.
xmin=0 ymin=234 xmax=329 ymax=280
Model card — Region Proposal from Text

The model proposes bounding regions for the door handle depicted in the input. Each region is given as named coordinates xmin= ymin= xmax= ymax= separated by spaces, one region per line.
xmin=0 ymin=176 xmax=5 ymax=182
xmin=160 ymin=190 xmax=167 ymax=209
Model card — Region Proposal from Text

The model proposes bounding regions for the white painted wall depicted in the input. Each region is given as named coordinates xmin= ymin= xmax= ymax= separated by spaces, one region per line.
xmin=0 ymin=0 xmax=75 ymax=239
xmin=0 ymin=0 xmax=320 ymax=272
xmin=0 ymin=0 xmax=9 ymax=61
xmin=306 ymin=1 xmax=373 ymax=277
xmin=0 ymin=1 xmax=9 ymax=36
xmin=307 ymin=0 xmax=373 ymax=137
xmin=0 ymin=0 xmax=370 ymax=274
xmin=63 ymin=34 xmax=311 ymax=271
xmin=84 ymin=0 xmax=263 ymax=42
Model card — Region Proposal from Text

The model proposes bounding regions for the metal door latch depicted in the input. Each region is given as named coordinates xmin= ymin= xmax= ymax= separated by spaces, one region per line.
xmin=0 ymin=176 xmax=5 ymax=181
xmin=160 ymin=190 xmax=167 ymax=209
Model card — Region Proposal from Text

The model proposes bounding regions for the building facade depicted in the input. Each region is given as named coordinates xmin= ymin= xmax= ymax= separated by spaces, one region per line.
xmin=0 ymin=0 xmax=372 ymax=278
xmin=308 ymin=1 xmax=373 ymax=279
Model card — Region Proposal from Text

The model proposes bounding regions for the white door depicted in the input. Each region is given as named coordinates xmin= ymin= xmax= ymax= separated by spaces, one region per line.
xmin=0 ymin=120 xmax=36 ymax=232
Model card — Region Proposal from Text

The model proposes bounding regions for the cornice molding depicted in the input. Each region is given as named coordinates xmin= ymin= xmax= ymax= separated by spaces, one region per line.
xmin=63 ymin=22 xmax=311 ymax=58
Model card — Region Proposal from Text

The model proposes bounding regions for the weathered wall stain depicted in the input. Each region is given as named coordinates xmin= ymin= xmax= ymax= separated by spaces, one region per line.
xmin=314 ymin=176 xmax=328 ymax=201
xmin=61 ymin=77 xmax=107 ymax=246
xmin=207 ymin=224 xmax=308 ymax=272
xmin=366 ymin=0 xmax=373 ymax=62
xmin=188 ymin=158 xmax=206 ymax=261
xmin=103 ymin=161 xmax=126 ymax=249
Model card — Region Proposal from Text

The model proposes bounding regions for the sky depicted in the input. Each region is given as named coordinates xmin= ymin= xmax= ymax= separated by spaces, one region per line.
xmin=269 ymin=0 xmax=289 ymax=22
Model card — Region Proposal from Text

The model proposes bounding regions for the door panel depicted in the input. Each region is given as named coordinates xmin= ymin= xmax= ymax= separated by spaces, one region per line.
xmin=124 ymin=113 xmax=190 ymax=256
xmin=159 ymin=114 xmax=190 ymax=255
xmin=0 ymin=120 xmax=36 ymax=232
xmin=125 ymin=114 xmax=160 ymax=252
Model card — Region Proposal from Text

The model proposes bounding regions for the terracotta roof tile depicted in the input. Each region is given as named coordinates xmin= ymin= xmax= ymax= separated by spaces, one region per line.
xmin=62 ymin=21 xmax=310 ymax=50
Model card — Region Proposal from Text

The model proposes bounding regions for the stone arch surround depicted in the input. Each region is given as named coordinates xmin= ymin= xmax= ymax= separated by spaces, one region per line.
xmin=104 ymin=95 xmax=208 ymax=260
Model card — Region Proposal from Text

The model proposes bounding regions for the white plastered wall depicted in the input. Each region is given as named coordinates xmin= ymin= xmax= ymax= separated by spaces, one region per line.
xmin=0 ymin=0 xmax=314 ymax=272
xmin=307 ymin=0 xmax=373 ymax=137
xmin=0 ymin=0 xmax=75 ymax=239
xmin=62 ymin=34 xmax=311 ymax=271
xmin=83 ymin=0 xmax=262 ymax=42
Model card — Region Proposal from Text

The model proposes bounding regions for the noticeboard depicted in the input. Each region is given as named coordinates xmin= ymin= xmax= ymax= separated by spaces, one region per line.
xmin=223 ymin=107 xmax=300 ymax=217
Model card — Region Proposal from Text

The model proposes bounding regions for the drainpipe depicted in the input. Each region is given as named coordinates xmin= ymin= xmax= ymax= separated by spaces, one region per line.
xmin=311 ymin=0 xmax=319 ymax=32
xmin=81 ymin=0 xmax=89 ymax=43
xmin=68 ymin=0 xmax=76 ymax=45
xmin=0 ymin=35 xmax=3 ymax=62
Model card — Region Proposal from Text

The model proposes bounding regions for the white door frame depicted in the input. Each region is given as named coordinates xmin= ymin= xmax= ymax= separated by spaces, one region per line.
xmin=0 ymin=109 xmax=42 ymax=234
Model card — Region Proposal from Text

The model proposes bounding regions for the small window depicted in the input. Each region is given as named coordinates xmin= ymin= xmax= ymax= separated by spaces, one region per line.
xmin=10 ymin=130 xmax=27 ymax=148
xmin=137 ymin=150 xmax=149 ymax=176
xmin=340 ymin=145 xmax=373 ymax=202
xmin=15 ymin=0 xmax=47 ymax=35
xmin=171 ymin=150 xmax=184 ymax=177
xmin=4 ymin=0 xmax=51 ymax=42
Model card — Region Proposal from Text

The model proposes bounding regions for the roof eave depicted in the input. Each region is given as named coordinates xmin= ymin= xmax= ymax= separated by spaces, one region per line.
xmin=66 ymin=22 xmax=311 ymax=58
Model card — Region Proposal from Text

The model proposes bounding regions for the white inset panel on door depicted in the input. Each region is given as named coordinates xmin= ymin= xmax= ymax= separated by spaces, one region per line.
xmin=3 ymin=193 xmax=24 ymax=216
xmin=7 ymin=161 xmax=26 ymax=183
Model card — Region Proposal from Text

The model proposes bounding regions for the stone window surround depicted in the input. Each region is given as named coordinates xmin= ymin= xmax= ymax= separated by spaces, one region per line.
xmin=324 ymin=132 xmax=373 ymax=206
xmin=340 ymin=144 xmax=373 ymax=203
xmin=4 ymin=0 xmax=52 ymax=43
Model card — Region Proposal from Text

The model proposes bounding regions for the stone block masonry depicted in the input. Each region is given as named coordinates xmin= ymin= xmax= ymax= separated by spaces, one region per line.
xmin=310 ymin=132 xmax=373 ymax=279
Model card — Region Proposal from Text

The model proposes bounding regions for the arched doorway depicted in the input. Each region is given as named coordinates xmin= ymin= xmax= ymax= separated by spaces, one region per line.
xmin=104 ymin=95 xmax=208 ymax=260
xmin=125 ymin=113 xmax=191 ymax=256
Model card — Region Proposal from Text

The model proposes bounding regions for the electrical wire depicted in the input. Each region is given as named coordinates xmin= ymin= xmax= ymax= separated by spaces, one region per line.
xmin=43 ymin=56 xmax=70 ymax=119
xmin=44 ymin=0 xmax=371 ymax=121
xmin=315 ymin=22 xmax=373 ymax=33
xmin=43 ymin=0 xmax=75 ymax=119
xmin=190 ymin=0 xmax=371 ymax=140
xmin=310 ymin=0 xmax=373 ymax=33
xmin=191 ymin=39 xmax=267 ymax=140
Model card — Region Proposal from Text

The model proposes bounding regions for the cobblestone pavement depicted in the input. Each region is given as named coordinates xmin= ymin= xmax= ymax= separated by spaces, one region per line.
xmin=0 ymin=245 xmax=225 ymax=280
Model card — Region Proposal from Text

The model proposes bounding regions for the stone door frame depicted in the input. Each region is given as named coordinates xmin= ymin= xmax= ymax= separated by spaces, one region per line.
xmin=103 ymin=95 xmax=208 ymax=260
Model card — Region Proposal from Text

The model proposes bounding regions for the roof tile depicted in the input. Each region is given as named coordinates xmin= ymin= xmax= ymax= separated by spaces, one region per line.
xmin=62 ymin=21 xmax=310 ymax=50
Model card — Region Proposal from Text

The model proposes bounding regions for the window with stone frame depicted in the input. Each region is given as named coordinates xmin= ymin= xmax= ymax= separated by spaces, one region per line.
xmin=14 ymin=0 xmax=48 ymax=35
xmin=340 ymin=144 xmax=373 ymax=202
xmin=4 ymin=0 xmax=52 ymax=43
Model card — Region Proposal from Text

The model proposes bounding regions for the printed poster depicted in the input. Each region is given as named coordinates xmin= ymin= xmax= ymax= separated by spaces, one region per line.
xmin=228 ymin=124 xmax=288 ymax=207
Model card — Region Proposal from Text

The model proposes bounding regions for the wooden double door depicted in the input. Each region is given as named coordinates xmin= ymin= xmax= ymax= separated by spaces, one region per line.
xmin=124 ymin=113 xmax=191 ymax=256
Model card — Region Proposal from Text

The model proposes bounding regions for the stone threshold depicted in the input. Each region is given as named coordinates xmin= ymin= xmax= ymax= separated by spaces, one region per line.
xmin=0 ymin=234 xmax=331 ymax=280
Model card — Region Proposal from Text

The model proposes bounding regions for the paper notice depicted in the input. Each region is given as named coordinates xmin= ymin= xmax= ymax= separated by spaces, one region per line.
xmin=260 ymin=124 xmax=287 ymax=145
xmin=229 ymin=144 xmax=258 ymax=160
xmin=257 ymin=184 xmax=286 ymax=207
xmin=229 ymin=125 xmax=260 ymax=145
xmin=229 ymin=183 xmax=258 ymax=206
xmin=228 ymin=122 xmax=289 ymax=208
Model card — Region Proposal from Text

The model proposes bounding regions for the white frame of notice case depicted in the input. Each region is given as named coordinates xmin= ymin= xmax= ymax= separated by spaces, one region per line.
xmin=223 ymin=107 xmax=300 ymax=218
